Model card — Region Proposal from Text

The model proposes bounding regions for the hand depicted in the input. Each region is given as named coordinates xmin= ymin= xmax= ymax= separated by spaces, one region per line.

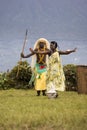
xmin=29 ymin=48 xmax=34 ymax=53
xmin=21 ymin=52 xmax=25 ymax=58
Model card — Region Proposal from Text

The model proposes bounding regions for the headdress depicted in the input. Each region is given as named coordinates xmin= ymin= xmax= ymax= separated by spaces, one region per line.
xmin=33 ymin=38 xmax=50 ymax=50
xmin=31 ymin=38 xmax=50 ymax=69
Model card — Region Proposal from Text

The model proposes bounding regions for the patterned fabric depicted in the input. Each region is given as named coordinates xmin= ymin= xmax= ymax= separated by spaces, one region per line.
xmin=35 ymin=63 xmax=46 ymax=74
xmin=34 ymin=63 xmax=47 ymax=90
xmin=46 ymin=51 xmax=65 ymax=92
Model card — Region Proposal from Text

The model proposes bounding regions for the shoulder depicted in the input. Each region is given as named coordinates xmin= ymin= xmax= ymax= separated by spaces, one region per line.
xmin=34 ymin=48 xmax=38 ymax=51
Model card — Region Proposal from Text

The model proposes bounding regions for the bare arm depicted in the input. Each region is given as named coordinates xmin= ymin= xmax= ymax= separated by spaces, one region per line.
xmin=59 ymin=48 xmax=77 ymax=55
xmin=21 ymin=52 xmax=34 ymax=58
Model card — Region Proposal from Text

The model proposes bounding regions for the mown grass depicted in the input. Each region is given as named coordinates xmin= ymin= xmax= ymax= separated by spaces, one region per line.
xmin=0 ymin=89 xmax=87 ymax=130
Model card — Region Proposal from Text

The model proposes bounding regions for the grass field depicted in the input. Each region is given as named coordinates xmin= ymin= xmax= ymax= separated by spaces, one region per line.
xmin=0 ymin=89 xmax=87 ymax=130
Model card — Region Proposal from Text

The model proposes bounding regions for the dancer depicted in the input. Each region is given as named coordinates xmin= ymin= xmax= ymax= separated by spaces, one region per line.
xmin=21 ymin=38 xmax=50 ymax=96
xmin=30 ymin=41 xmax=77 ymax=98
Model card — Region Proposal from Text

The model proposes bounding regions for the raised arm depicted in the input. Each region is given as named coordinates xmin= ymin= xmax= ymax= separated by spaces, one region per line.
xmin=59 ymin=48 xmax=77 ymax=55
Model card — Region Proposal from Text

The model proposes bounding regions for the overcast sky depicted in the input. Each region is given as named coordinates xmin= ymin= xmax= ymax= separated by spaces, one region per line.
xmin=0 ymin=0 xmax=87 ymax=41
xmin=0 ymin=0 xmax=87 ymax=71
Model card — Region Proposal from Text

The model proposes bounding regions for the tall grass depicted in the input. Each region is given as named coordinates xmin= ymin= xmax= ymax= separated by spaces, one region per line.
xmin=0 ymin=89 xmax=87 ymax=130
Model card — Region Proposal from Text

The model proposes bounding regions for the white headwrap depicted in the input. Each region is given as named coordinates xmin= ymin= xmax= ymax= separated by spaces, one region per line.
xmin=31 ymin=38 xmax=50 ymax=69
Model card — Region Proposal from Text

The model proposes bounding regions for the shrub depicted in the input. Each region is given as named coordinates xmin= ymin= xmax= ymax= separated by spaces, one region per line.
xmin=0 ymin=63 xmax=78 ymax=90
xmin=0 ymin=73 xmax=7 ymax=90
xmin=8 ymin=60 xmax=32 ymax=89
xmin=63 ymin=64 xmax=77 ymax=91
xmin=0 ymin=61 xmax=32 ymax=90
xmin=0 ymin=72 xmax=15 ymax=90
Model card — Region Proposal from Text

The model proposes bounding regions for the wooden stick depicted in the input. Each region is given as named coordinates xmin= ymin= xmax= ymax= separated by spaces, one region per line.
xmin=16 ymin=29 xmax=28 ymax=77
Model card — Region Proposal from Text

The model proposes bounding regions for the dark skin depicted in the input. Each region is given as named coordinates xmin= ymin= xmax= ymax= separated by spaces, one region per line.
xmin=50 ymin=43 xmax=77 ymax=55
xmin=21 ymin=42 xmax=50 ymax=96
xmin=21 ymin=42 xmax=50 ymax=64
xmin=29 ymin=43 xmax=77 ymax=56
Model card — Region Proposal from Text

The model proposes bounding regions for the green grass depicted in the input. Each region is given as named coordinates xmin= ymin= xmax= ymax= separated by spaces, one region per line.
xmin=0 ymin=89 xmax=87 ymax=130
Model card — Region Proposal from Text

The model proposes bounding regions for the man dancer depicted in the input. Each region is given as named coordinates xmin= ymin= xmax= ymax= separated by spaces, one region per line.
xmin=21 ymin=38 xmax=50 ymax=96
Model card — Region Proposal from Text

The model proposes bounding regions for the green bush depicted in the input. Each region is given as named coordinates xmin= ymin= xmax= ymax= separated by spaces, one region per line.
xmin=63 ymin=64 xmax=77 ymax=91
xmin=0 ymin=61 xmax=32 ymax=90
xmin=8 ymin=60 xmax=32 ymax=89
xmin=0 ymin=73 xmax=8 ymax=90
xmin=0 ymin=72 xmax=15 ymax=90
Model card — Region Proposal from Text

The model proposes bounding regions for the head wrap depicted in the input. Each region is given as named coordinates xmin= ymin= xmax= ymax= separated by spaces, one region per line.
xmin=33 ymin=38 xmax=50 ymax=50
xmin=31 ymin=38 xmax=50 ymax=69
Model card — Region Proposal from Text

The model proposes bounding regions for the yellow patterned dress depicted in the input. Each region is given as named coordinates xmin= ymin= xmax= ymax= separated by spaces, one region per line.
xmin=46 ymin=51 xmax=65 ymax=92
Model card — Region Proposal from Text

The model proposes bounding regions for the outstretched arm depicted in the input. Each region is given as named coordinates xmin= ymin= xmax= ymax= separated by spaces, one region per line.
xmin=59 ymin=48 xmax=77 ymax=55
xmin=21 ymin=52 xmax=34 ymax=58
